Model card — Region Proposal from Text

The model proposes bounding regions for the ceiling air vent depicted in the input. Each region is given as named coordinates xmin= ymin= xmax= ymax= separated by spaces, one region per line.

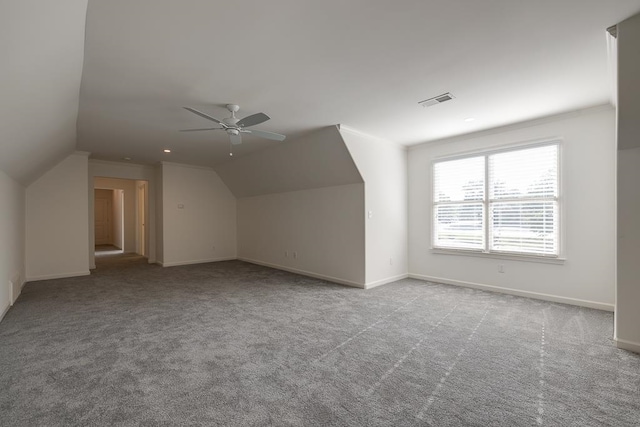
xmin=418 ymin=92 xmax=455 ymax=108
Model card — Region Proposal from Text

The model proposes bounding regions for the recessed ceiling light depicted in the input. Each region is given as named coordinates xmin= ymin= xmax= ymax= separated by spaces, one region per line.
xmin=464 ymin=117 xmax=476 ymax=122
xmin=123 ymin=157 xmax=132 ymax=161
xmin=163 ymin=149 xmax=171 ymax=153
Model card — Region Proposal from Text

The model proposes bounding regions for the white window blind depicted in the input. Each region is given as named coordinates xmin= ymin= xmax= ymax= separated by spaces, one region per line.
xmin=433 ymin=157 xmax=485 ymax=250
xmin=488 ymin=145 xmax=558 ymax=256
xmin=433 ymin=143 xmax=560 ymax=257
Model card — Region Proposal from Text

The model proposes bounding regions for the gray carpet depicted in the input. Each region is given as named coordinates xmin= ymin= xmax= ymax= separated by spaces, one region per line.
xmin=0 ymin=257 xmax=638 ymax=426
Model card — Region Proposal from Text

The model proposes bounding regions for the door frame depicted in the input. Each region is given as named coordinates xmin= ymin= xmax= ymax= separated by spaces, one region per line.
xmin=136 ymin=181 xmax=148 ymax=257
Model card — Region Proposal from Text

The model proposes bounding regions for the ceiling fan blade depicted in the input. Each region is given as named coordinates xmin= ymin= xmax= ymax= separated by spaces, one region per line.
xmin=183 ymin=107 xmax=225 ymax=125
xmin=179 ymin=127 xmax=222 ymax=132
xmin=243 ymin=129 xmax=286 ymax=141
xmin=237 ymin=112 xmax=270 ymax=128
xmin=229 ymin=132 xmax=242 ymax=145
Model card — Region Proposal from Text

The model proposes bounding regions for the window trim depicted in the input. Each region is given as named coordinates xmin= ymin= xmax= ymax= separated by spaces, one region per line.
xmin=430 ymin=138 xmax=564 ymax=262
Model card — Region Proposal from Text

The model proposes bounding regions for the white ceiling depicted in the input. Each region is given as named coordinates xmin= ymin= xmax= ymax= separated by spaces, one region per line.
xmin=1 ymin=1 xmax=88 ymax=184
xmin=73 ymin=0 xmax=640 ymax=167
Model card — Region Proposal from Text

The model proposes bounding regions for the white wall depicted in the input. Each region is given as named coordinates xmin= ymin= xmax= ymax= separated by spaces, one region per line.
xmin=135 ymin=180 xmax=148 ymax=256
xmin=408 ymin=107 xmax=616 ymax=310
xmin=26 ymin=152 xmax=90 ymax=281
xmin=112 ymin=189 xmax=124 ymax=249
xmin=238 ymin=184 xmax=366 ymax=287
xmin=156 ymin=166 xmax=164 ymax=264
xmin=0 ymin=170 xmax=25 ymax=320
xmin=94 ymin=177 xmax=136 ymax=252
xmin=89 ymin=160 xmax=157 ymax=267
xmin=617 ymin=16 xmax=640 ymax=150
xmin=617 ymin=148 xmax=640 ymax=349
xmin=615 ymin=12 xmax=640 ymax=352
xmin=161 ymin=162 xmax=237 ymax=267
xmin=340 ymin=126 xmax=409 ymax=287
xmin=0 ymin=0 xmax=88 ymax=184
xmin=217 ymin=126 xmax=366 ymax=287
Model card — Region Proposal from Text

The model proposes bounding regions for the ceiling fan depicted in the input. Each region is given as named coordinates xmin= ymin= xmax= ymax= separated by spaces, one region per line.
xmin=181 ymin=104 xmax=286 ymax=147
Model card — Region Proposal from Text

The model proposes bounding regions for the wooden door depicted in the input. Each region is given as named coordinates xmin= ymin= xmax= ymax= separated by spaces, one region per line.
xmin=95 ymin=195 xmax=113 ymax=245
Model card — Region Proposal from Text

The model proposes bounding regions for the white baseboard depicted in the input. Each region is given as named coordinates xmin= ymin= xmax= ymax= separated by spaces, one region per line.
xmin=615 ymin=338 xmax=640 ymax=354
xmin=160 ymin=257 xmax=237 ymax=267
xmin=365 ymin=274 xmax=409 ymax=289
xmin=0 ymin=303 xmax=9 ymax=323
xmin=408 ymin=274 xmax=614 ymax=312
xmin=26 ymin=271 xmax=91 ymax=282
xmin=10 ymin=273 xmax=25 ymax=305
xmin=239 ymin=258 xmax=365 ymax=289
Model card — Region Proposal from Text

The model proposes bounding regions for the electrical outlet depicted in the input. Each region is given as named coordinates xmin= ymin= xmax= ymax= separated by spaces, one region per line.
xmin=498 ymin=264 xmax=505 ymax=273
xmin=293 ymin=251 xmax=297 ymax=259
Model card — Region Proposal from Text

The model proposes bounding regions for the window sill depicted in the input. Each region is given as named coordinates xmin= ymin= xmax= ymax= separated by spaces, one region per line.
xmin=431 ymin=248 xmax=566 ymax=265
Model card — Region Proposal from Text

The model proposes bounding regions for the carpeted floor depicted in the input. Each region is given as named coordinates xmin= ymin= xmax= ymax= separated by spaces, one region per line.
xmin=0 ymin=258 xmax=638 ymax=426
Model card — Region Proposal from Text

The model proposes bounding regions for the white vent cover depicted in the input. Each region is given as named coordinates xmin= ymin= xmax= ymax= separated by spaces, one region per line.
xmin=419 ymin=92 xmax=455 ymax=108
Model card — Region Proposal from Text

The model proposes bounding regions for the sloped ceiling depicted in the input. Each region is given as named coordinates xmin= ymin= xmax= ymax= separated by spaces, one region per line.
xmin=0 ymin=0 xmax=88 ymax=184
xmin=214 ymin=126 xmax=362 ymax=198
xmin=75 ymin=0 xmax=640 ymax=169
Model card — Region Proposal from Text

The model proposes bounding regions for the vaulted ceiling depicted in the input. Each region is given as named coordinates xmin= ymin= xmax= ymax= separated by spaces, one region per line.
xmin=3 ymin=0 xmax=640 ymax=183
xmin=1 ymin=1 xmax=88 ymax=184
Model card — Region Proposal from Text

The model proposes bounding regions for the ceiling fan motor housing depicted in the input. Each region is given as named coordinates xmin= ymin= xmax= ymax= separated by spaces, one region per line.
xmin=227 ymin=128 xmax=240 ymax=136
xmin=223 ymin=117 xmax=240 ymax=126
xmin=222 ymin=104 xmax=241 ymax=126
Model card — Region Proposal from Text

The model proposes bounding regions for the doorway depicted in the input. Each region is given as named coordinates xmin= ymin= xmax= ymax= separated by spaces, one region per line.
xmin=94 ymin=188 xmax=124 ymax=256
xmin=93 ymin=177 xmax=148 ymax=259
xmin=94 ymin=189 xmax=113 ymax=246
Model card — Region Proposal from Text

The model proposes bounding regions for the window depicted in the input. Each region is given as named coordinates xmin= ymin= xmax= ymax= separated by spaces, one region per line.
xmin=433 ymin=142 xmax=559 ymax=258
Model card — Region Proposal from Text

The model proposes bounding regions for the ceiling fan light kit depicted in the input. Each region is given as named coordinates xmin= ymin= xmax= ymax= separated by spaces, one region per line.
xmin=182 ymin=104 xmax=286 ymax=157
